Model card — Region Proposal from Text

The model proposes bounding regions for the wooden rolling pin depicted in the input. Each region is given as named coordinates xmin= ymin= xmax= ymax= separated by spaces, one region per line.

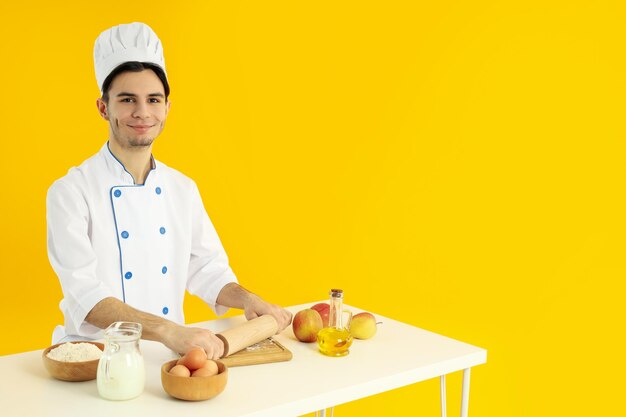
xmin=217 ymin=315 xmax=278 ymax=357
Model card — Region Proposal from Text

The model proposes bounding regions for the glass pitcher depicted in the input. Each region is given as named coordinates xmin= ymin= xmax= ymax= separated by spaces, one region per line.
xmin=97 ymin=321 xmax=145 ymax=400
xmin=317 ymin=289 xmax=353 ymax=356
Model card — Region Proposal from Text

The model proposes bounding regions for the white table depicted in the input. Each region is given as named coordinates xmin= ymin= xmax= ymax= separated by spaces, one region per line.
xmin=0 ymin=303 xmax=486 ymax=417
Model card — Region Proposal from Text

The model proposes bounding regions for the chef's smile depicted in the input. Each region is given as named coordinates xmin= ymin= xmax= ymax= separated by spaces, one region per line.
xmin=129 ymin=124 xmax=155 ymax=133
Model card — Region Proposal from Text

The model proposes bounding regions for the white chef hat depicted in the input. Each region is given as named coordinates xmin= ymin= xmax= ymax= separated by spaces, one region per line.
xmin=94 ymin=22 xmax=167 ymax=92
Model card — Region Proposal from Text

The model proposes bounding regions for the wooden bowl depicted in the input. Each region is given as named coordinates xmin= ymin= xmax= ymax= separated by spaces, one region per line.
xmin=161 ymin=359 xmax=228 ymax=401
xmin=42 ymin=342 xmax=104 ymax=382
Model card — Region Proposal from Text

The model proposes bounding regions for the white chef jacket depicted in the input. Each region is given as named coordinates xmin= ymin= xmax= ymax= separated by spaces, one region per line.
xmin=47 ymin=142 xmax=238 ymax=343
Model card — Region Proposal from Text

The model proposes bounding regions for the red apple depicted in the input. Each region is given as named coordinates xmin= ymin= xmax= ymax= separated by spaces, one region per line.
xmin=311 ymin=303 xmax=330 ymax=327
xmin=292 ymin=309 xmax=323 ymax=342
xmin=350 ymin=312 xmax=377 ymax=339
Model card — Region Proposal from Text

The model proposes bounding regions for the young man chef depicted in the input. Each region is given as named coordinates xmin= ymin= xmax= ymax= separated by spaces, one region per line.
xmin=46 ymin=22 xmax=292 ymax=359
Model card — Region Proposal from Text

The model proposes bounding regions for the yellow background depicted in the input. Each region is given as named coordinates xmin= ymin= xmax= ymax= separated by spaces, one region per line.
xmin=1 ymin=1 xmax=624 ymax=415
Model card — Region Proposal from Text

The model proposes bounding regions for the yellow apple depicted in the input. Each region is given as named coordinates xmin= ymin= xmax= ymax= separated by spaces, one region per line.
xmin=350 ymin=312 xmax=377 ymax=339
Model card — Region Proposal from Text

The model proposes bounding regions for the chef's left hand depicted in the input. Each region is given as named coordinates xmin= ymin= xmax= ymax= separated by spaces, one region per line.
xmin=243 ymin=294 xmax=292 ymax=333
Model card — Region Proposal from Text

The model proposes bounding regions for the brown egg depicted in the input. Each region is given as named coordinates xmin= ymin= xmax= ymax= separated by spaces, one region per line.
xmin=191 ymin=360 xmax=219 ymax=377
xmin=177 ymin=347 xmax=208 ymax=371
xmin=169 ymin=364 xmax=191 ymax=377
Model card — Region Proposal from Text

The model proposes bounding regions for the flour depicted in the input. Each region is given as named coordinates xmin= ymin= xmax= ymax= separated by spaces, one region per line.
xmin=47 ymin=342 xmax=102 ymax=362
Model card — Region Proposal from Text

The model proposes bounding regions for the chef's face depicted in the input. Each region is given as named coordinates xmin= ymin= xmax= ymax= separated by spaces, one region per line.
xmin=97 ymin=69 xmax=171 ymax=149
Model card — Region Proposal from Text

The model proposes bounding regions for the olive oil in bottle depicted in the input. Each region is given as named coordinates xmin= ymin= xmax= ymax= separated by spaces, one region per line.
xmin=317 ymin=289 xmax=353 ymax=357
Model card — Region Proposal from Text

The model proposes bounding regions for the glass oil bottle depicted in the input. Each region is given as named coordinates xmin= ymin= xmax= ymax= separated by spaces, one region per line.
xmin=317 ymin=289 xmax=353 ymax=357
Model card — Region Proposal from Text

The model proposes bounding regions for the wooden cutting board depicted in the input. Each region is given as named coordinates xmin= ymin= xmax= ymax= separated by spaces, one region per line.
xmin=219 ymin=338 xmax=292 ymax=367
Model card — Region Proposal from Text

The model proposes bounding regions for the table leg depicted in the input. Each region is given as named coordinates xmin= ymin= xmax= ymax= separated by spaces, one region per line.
xmin=460 ymin=368 xmax=471 ymax=417
xmin=440 ymin=374 xmax=447 ymax=417
xmin=316 ymin=407 xmax=334 ymax=417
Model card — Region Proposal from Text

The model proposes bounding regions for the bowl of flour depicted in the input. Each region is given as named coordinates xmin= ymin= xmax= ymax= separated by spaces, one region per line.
xmin=42 ymin=342 xmax=104 ymax=381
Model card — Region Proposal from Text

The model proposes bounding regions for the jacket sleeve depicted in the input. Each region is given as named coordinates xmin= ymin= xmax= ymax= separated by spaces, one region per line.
xmin=185 ymin=180 xmax=238 ymax=316
xmin=47 ymin=179 xmax=114 ymax=338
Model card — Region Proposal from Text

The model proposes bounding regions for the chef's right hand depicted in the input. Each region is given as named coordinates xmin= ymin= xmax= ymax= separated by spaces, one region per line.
xmin=163 ymin=324 xmax=225 ymax=360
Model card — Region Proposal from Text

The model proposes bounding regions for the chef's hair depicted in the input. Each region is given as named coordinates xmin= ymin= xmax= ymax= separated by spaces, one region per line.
xmin=101 ymin=61 xmax=170 ymax=103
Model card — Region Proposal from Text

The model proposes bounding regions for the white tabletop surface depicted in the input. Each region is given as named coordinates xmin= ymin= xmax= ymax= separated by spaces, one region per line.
xmin=0 ymin=302 xmax=486 ymax=417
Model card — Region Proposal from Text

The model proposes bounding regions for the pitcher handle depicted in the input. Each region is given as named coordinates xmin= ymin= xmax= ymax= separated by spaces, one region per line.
xmin=102 ymin=342 xmax=119 ymax=381
xmin=343 ymin=310 xmax=353 ymax=330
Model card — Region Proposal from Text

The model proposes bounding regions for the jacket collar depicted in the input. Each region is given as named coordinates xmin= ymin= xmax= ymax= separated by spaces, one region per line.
xmin=100 ymin=141 xmax=157 ymax=185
